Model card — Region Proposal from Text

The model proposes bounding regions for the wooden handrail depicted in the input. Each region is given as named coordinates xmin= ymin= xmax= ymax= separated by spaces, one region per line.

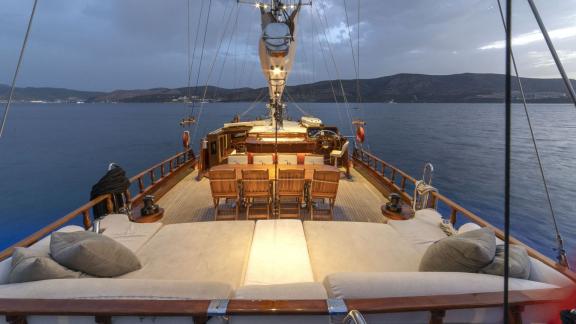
xmin=353 ymin=148 xmax=576 ymax=283
xmin=0 ymin=288 xmax=569 ymax=319
xmin=129 ymin=149 xmax=195 ymax=205
xmin=0 ymin=194 xmax=114 ymax=262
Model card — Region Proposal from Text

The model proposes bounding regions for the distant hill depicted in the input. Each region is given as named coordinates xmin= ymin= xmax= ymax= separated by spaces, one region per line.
xmin=1 ymin=73 xmax=575 ymax=103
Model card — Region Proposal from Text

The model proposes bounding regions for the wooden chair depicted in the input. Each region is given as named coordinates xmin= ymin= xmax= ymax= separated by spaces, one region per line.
xmin=277 ymin=154 xmax=298 ymax=165
xmin=309 ymin=170 xmax=340 ymax=220
xmin=253 ymin=154 xmax=273 ymax=165
xmin=277 ymin=169 xmax=305 ymax=219
xmin=242 ymin=169 xmax=272 ymax=219
xmin=208 ymin=169 xmax=239 ymax=220
xmin=228 ymin=154 xmax=248 ymax=165
xmin=304 ymin=154 xmax=325 ymax=165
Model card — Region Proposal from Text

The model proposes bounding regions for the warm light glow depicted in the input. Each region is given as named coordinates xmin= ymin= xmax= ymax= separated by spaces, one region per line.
xmin=272 ymin=66 xmax=282 ymax=75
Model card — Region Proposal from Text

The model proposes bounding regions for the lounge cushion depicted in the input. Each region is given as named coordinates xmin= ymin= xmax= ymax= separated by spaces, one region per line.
xmin=231 ymin=283 xmax=329 ymax=324
xmin=303 ymin=221 xmax=421 ymax=282
xmin=387 ymin=208 xmax=448 ymax=254
xmin=243 ymin=220 xmax=314 ymax=285
xmin=419 ymin=228 xmax=496 ymax=273
xmin=324 ymin=271 xmax=558 ymax=299
xmin=50 ymin=231 xmax=141 ymax=277
xmin=123 ymin=221 xmax=255 ymax=288
xmin=234 ymin=282 xmax=327 ymax=299
xmin=8 ymin=248 xmax=80 ymax=283
xmin=99 ymin=214 xmax=163 ymax=252
xmin=324 ymin=272 xmax=560 ymax=324
xmin=0 ymin=278 xmax=232 ymax=300
xmin=480 ymin=244 xmax=531 ymax=279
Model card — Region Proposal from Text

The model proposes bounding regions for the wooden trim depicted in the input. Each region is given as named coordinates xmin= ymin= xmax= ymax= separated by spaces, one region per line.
xmin=0 ymin=194 xmax=113 ymax=262
xmin=353 ymin=148 xmax=576 ymax=284
xmin=0 ymin=288 xmax=569 ymax=317
xmin=129 ymin=149 xmax=196 ymax=206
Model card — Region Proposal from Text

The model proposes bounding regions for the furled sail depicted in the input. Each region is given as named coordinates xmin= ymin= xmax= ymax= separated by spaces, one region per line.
xmin=258 ymin=1 xmax=301 ymax=127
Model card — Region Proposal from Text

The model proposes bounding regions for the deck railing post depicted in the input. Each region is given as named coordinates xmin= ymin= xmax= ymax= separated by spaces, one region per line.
xmin=401 ymin=177 xmax=407 ymax=192
xmin=450 ymin=208 xmax=458 ymax=225
xmin=82 ymin=210 xmax=91 ymax=230
xmin=149 ymin=170 xmax=156 ymax=184
xmin=508 ymin=305 xmax=525 ymax=324
xmin=138 ymin=178 xmax=144 ymax=193
xmin=429 ymin=310 xmax=446 ymax=324
xmin=160 ymin=164 xmax=165 ymax=178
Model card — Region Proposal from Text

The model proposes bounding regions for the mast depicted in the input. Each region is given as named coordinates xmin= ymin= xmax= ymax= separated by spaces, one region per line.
xmin=257 ymin=0 xmax=302 ymax=128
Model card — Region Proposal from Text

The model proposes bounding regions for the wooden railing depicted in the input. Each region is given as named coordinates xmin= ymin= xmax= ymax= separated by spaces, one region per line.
xmin=353 ymin=147 xmax=576 ymax=283
xmin=0 ymin=194 xmax=114 ymax=262
xmin=0 ymin=288 xmax=571 ymax=324
xmin=128 ymin=149 xmax=196 ymax=206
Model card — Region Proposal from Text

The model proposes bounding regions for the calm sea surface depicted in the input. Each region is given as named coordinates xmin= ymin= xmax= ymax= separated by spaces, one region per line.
xmin=0 ymin=102 xmax=575 ymax=267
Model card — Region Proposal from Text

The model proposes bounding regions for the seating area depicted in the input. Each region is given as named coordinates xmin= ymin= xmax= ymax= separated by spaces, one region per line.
xmin=0 ymin=212 xmax=571 ymax=324
xmin=208 ymin=162 xmax=341 ymax=219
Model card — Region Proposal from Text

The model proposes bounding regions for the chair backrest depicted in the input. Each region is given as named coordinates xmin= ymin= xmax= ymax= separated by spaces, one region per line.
xmin=228 ymin=154 xmax=248 ymax=165
xmin=340 ymin=141 xmax=350 ymax=155
xmin=277 ymin=169 xmax=305 ymax=196
xmin=304 ymin=155 xmax=325 ymax=165
xmin=277 ymin=154 xmax=298 ymax=165
xmin=253 ymin=154 xmax=273 ymax=165
xmin=242 ymin=169 xmax=271 ymax=197
xmin=209 ymin=169 xmax=238 ymax=198
xmin=311 ymin=170 xmax=340 ymax=199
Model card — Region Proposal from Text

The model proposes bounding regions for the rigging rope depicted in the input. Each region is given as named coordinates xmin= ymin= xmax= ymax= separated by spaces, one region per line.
xmin=496 ymin=0 xmax=569 ymax=268
xmin=184 ymin=0 xmax=205 ymax=122
xmin=284 ymin=87 xmax=311 ymax=116
xmin=0 ymin=0 xmax=39 ymax=139
xmin=213 ymin=4 xmax=240 ymax=99
xmin=314 ymin=2 xmax=355 ymax=138
xmin=309 ymin=7 xmax=344 ymax=128
xmin=342 ymin=0 xmax=359 ymax=102
xmin=188 ymin=0 xmax=213 ymax=145
xmin=239 ymin=88 xmax=266 ymax=118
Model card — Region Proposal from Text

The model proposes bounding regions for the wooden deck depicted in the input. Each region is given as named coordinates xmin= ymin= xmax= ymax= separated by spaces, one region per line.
xmin=158 ymin=168 xmax=389 ymax=224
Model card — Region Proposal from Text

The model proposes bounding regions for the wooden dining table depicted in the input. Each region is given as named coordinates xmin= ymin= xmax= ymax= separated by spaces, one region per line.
xmin=209 ymin=163 xmax=339 ymax=181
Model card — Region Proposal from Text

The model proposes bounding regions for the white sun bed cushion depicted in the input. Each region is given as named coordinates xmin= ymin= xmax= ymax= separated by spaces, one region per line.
xmin=387 ymin=208 xmax=448 ymax=254
xmin=0 ymin=278 xmax=232 ymax=300
xmin=99 ymin=213 xmax=163 ymax=253
xmin=123 ymin=221 xmax=255 ymax=288
xmin=0 ymin=225 xmax=84 ymax=285
xmin=243 ymin=220 xmax=314 ymax=286
xmin=303 ymin=221 xmax=421 ymax=282
xmin=230 ymin=282 xmax=329 ymax=324
xmin=325 ymin=272 xmax=560 ymax=324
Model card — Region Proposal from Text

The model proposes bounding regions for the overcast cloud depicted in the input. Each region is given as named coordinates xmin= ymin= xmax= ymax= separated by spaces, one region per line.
xmin=0 ymin=0 xmax=575 ymax=91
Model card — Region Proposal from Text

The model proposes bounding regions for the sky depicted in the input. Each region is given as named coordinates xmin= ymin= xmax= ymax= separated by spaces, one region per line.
xmin=0 ymin=0 xmax=575 ymax=92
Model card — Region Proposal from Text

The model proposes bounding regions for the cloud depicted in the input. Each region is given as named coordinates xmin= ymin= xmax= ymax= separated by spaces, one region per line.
xmin=1 ymin=0 xmax=575 ymax=91
xmin=479 ymin=27 xmax=576 ymax=50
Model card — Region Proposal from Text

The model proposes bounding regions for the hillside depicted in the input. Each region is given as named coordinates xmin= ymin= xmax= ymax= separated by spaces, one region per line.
xmin=1 ymin=73 xmax=574 ymax=103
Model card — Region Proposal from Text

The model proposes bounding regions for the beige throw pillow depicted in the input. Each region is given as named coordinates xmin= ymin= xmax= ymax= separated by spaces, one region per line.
xmin=8 ymin=248 xmax=80 ymax=283
xmin=50 ymin=231 xmax=141 ymax=277
xmin=480 ymin=244 xmax=531 ymax=279
xmin=419 ymin=228 xmax=496 ymax=273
